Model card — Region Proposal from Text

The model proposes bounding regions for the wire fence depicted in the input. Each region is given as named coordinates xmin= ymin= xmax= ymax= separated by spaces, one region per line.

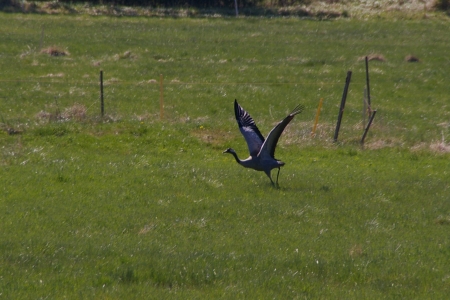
xmin=0 ymin=74 xmax=350 ymax=118
xmin=0 ymin=71 xmax=380 ymax=144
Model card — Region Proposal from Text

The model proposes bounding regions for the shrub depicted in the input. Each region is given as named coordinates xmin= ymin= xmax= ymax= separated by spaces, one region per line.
xmin=434 ymin=0 xmax=449 ymax=10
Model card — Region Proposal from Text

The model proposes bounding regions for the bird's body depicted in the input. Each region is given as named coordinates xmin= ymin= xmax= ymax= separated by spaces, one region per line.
xmin=224 ymin=100 xmax=304 ymax=186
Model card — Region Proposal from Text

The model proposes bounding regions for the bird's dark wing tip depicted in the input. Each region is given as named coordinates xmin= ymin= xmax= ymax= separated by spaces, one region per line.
xmin=234 ymin=99 xmax=241 ymax=120
xmin=290 ymin=104 xmax=305 ymax=116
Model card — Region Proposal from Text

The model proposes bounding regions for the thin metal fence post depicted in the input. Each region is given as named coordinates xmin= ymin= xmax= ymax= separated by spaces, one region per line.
xmin=363 ymin=87 xmax=367 ymax=130
xmin=159 ymin=74 xmax=164 ymax=120
xmin=365 ymin=56 xmax=371 ymax=109
xmin=40 ymin=26 xmax=44 ymax=50
xmin=100 ymin=70 xmax=104 ymax=117
xmin=361 ymin=110 xmax=377 ymax=146
xmin=333 ymin=71 xmax=352 ymax=142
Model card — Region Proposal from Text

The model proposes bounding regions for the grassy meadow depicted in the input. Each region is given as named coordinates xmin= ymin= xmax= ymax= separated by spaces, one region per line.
xmin=1 ymin=11 xmax=449 ymax=298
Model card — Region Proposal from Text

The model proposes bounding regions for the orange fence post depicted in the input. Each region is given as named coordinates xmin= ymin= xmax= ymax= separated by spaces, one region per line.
xmin=159 ymin=74 xmax=164 ymax=120
xmin=311 ymin=98 xmax=323 ymax=137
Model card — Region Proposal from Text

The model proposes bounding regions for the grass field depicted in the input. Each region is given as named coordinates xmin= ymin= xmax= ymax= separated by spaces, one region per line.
xmin=1 ymin=11 xmax=449 ymax=298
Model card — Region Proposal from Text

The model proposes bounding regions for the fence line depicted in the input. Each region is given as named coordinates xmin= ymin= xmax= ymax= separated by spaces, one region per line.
xmin=0 ymin=72 xmax=382 ymax=145
xmin=0 ymin=75 xmax=370 ymax=119
xmin=0 ymin=78 xmax=342 ymax=86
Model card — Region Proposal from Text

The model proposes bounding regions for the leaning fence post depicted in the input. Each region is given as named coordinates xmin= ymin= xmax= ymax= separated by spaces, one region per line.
xmin=360 ymin=110 xmax=377 ymax=146
xmin=363 ymin=87 xmax=367 ymax=130
xmin=333 ymin=71 xmax=352 ymax=142
xmin=100 ymin=70 xmax=104 ymax=117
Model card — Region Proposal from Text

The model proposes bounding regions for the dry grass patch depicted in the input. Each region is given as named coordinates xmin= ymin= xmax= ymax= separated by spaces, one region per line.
xmin=138 ymin=224 xmax=156 ymax=235
xmin=104 ymin=78 xmax=121 ymax=85
xmin=276 ymin=123 xmax=312 ymax=146
xmin=363 ymin=139 xmax=402 ymax=149
xmin=430 ymin=140 xmax=450 ymax=153
xmin=1 ymin=122 xmax=23 ymax=135
xmin=114 ymin=50 xmax=137 ymax=61
xmin=349 ymin=244 xmax=365 ymax=258
xmin=429 ymin=131 xmax=450 ymax=153
xmin=36 ymin=103 xmax=87 ymax=122
xmin=40 ymin=73 xmax=65 ymax=78
xmin=358 ymin=54 xmax=386 ymax=62
xmin=41 ymin=46 xmax=69 ymax=57
xmin=191 ymin=127 xmax=233 ymax=148
xmin=62 ymin=103 xmax=87 ymax=121
xmin=40 ymin=1 xmax=77 ymax=14
xmin=435 ymin=215 xmax=450 ymax=225
xmin=134 ymin=113 xmax=159 ymax=122
xmin=405 ymin=55 xmax=420 ymax=62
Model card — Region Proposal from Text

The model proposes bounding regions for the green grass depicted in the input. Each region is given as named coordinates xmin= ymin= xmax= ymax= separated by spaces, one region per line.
xmin=1 ymin=12 xmax=450 ymax=298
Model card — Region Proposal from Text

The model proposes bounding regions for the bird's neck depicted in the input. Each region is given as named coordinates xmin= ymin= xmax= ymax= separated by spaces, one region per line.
xmin=229 ymin=151 xmax=243 ymax=165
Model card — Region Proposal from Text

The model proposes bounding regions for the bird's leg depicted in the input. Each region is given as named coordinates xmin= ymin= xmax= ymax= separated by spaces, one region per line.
xmin=269 ymin=175 xmax=275 ymax=186
xmin=265 ymin=170 xmax=275 ymax=186
xmin=276 ymin=167 xmax=281 ymax=187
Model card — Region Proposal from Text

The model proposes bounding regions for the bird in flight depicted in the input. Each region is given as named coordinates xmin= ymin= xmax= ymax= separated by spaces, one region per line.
xmin=223 ymin=99 xmax=304 ymax=186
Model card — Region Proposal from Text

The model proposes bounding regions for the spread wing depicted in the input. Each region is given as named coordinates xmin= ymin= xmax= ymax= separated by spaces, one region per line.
xmin=260 ymin=104 xmax=304 ymax=158
xmin=234 ymin=99 xmax=265 ymax=157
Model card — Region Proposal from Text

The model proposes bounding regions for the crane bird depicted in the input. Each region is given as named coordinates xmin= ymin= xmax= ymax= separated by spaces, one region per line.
xmin=223 ymin=99 xmax=304 ymax=186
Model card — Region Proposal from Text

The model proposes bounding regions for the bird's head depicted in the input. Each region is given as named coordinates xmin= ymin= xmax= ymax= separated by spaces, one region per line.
xmin=223 ymin=148 xmax=236 ymax=154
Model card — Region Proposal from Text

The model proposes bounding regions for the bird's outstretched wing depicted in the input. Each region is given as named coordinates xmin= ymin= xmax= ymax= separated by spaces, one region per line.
xmin=260 ymin=104 xmax=304 ymax=158
xmin=234 ymin=99 xmax=265 ymax=156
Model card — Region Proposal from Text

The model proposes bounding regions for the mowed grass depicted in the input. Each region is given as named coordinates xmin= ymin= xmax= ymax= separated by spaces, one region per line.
xmin=1 ymin=12 xmax=450 ymax=298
